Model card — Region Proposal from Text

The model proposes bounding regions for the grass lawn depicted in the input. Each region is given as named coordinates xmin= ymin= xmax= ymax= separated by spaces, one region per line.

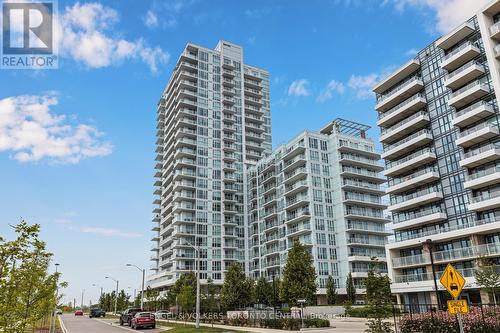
xmin=158 ymin=322 xmax=245 ymax=333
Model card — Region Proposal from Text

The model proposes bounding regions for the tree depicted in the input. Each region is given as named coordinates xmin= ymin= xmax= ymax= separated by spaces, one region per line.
xmin=220 ymin=263 xmax=252 ymax=310
xmin=279 ymin=240 xmax=317 ymax=306
xmin=177 ymin=284 xmax=195 ymax=313
xmin=326 ymin=276 xmax=337 ymax=305
xmin=475 ymin=256 xmax=500 ymax=305
xmin=255 ymin=276 xmax=273 ymax=306
xmin=145 ymin=287 xmax=160 ymax=311
xmin=0 ymin=221 xmax=63 ymax=333
xmin=345 ymin=272 xmax=356 ymax=305
xmin=167 ymin=272 xmax=196 ymax=308
xmin=364 ymin=259 xmax=393 ymax=333
xmin=202 ymin=277 xmax=218 ymax=313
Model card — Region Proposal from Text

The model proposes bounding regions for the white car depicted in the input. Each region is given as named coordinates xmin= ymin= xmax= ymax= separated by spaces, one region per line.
xmin=155 ymin=310 xmax=171 ymax=319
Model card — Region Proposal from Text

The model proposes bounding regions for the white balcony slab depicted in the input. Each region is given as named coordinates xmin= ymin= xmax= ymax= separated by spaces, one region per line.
xmin=388 ymin=191 xmax=443 ymax=212
xmin=444 ymin=63 xmax=485 ymax=90
xmin=381 ymin=132 xmax=433 ymax=160
xmin=456 ymin=125 xmax=498 ymax=148
xmin=373 ymin=59 xmax=421 ymax=94
xmin=380 ymin=112 xmax=430 ymax=144
xmin=377 ymin=95 xmax=427 ymax=128
xmin=448 ymin=82 xmax=489 ymax=109
xmin=469 ymin=195 xmax=500 ymax=211
xmin=441 ymin=43 xmax=480 ymax=72
xmin=452 ymin=102 xmax=494 ymax=128
xmin=460 ymin=146 xmax=500 ymax=168
xmin=386 ymin=171 xmax=440 ymax=194
xmin=436 ymin=22 xmax=475 ymax=50
xmin=464 ymin=171 xmax=500 ymax=190
xmin=375 ymin=79 xmax=424 ymax=112
xmin=392 ymin=212 xmax=447 ymax=231
xmin=384 ymin=151 xmax=436 ymax=177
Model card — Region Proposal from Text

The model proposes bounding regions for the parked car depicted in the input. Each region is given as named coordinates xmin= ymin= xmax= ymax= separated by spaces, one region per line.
xmin=89 ymin=308 xmax=106 ymax=318
xmin=74 ymin=310 xmax=83 ymax=316
xmin=119 ymin=308 xmax=142 ymax=326
xmin=155 ymin=310 xmax=171 ymax=319
xmin=55 ymin=309 xmax=63 ymax=315
xmin=131 ymin=312 xmax=156 ymax=330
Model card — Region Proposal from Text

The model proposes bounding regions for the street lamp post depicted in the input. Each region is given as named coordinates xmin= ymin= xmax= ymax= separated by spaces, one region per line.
xmin=92 ymin=284 xmax=103 ymax=299
xmin=106 ymin=276 xmax=119 ymax=314
xmin=126 ymin=263 xmax=145 ymax=310
xmin=81 ymin=289 xmax=85 ymax=311
xmin=49 ymin=263 xmax=60 ymax=333
xmin=425 ymin=239 xmax=441 ymax=309
xmin=173 ymin=237 xmax=200 ymax=329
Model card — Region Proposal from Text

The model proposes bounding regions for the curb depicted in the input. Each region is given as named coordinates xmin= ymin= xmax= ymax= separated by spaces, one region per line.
xmin=58 ymin=315 xmax=69 ymax=333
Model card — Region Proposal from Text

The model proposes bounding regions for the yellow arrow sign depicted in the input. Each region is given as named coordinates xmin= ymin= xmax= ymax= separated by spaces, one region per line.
xmin=439 ymin=264 xmax=465 ymax=299
xmin=447 ymin=300 xmax=468 ymax=314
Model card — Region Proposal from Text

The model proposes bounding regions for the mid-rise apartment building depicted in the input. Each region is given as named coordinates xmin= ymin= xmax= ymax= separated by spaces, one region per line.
xmin=148 ymin=40 xmax=272 ymax=290
xmin=247 ymin=118 xmax=389 ymax=303
xmin=375 ymin=0 xmax=500 ymax=305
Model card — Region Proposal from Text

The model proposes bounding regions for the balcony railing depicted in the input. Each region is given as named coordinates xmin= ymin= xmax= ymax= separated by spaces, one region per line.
xmin=345 ymin=193 xmax=383 ymax=205
xmin=381 ymin=111 xmax=428 ymax=136
xmin=377 ymin=76 xmax=422 ymax=104
xmin=392 ymin=206 xmax=442 ymax=224
xmin=450 ymin=80 xmax=489 ymax=100
xmin=455 ymin=100 xmax=492 ymax=118
xmin=392 ymin=186 xmax=441 ymax=205
xmin=467 ymin=164 xmax=500 ymax=181
xmin=458 ymin=121 xmax=495 ymax=138
xmin=383 ymin=129 xmax=432 ymax=153
xmin=385 ymin=148 xmax=435 ymax=169
xmin=388 ymin=166 xmax=438 ymax=187
xmin=378 ymin=94 xmax=425 ymax=121
xmin=443 ymin=41 xmax=477 ymax=61
xmin=445 ymin=61 xmax=484 ymax=81
xmin=463 ymin=142 xmax=500 ymax=159
xmin=343 ymin=179 xmax=382 ymax=191
xmin=471 ymin=189 xmax=500 ymax=203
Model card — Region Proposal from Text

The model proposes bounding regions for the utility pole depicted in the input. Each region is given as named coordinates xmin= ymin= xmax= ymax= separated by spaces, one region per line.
xmin=81 ymin=289 xmax=85 ymax=311
xmin=106 ymin=276 xmax=119 ymax=314
xmin=49 ymin=263 xmax=60 ymax=333
xmin=426 ymin=239 xmax=441 ymax=309
xmin=126 ymin=264 xmax=146 ymax=309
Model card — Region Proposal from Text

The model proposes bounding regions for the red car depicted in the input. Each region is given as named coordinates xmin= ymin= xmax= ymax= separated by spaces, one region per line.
xmin=74 ymin=310 xmax=83 ymax=316
xmin=130 ymin=312 xmax=156 ymax=330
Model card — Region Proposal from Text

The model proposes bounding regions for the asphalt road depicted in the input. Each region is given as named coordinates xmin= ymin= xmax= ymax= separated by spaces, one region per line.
xmin=60 ymin=314 xmax=167 ymax=333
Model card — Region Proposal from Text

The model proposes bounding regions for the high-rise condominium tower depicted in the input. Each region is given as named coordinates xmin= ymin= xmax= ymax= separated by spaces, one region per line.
xmin=374 ymin=0 xmax=500 ymax=305
xmin=149 ymin=41 xmax=271 ymax=290
xmin=247 ymin=119 xmax=389 ymax=303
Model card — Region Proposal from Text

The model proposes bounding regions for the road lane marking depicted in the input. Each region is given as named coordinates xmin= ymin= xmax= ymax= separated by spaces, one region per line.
xmin=58 ymin=315 xmax=68 ymax=333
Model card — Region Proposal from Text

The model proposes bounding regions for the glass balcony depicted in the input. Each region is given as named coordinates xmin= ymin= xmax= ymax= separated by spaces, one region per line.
xmin=448 ymin=80 xmax=489 ymax=109
xmin=380 ymin=111 xmax=430 ymax=144
xmin=377 ymin=93 xmax=427 ymax=128
xmin=470 ymin=189 xmax=500 ymax=211
xmin=389 ymin=186 xmax=443 ymax=212
xmin=440 ymin=41 xmax=481 ymax=71
xmin=384 ymin=148 xmax=436 ymax=177
xmin=464 ymin=164 xmax=500 ymax=189
xmin=456 ymin=121 xmax=499 ymax=148
xmin=381 ymin=129 xmax=433 ymax=160
xmin=375 ymin=76 xmax=424 ymax=112
xmin=386 ymin=166 xmax=440 ymax=194
xmin=444 ymin=61 xmax=485 ymax=90
xmin=452 ymin=100 xmax=494 ymax=128
xmin=460 ymin=143 xmax=500 ymax=168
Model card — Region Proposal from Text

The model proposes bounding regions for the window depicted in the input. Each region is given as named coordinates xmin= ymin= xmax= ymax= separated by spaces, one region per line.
xmin=310 ymin=151 xmax=319 ymax=161
xmin=309 ymin=138 xmax=318 ymax=149
xmin=320 ymin=140 xmax=328 ymax=151
xmin=317 ymin=247 xmax=327 ymax=259
xmin=311 ymin=163 xmax=321 ymax=175
xmin=313 ymin=189 xmax=323 ymax=202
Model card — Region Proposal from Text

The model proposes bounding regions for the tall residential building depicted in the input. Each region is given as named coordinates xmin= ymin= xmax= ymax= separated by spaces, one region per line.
xmin=375 ymin=0 xmax=500 ymax=305
xmin=247 ymin=119 xmax=389 ymax=303
xmin=148 ymin=40 xmax=272 ymax=290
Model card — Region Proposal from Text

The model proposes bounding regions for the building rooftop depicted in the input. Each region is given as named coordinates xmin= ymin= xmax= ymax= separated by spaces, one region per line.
xmin=320 ymin=118 xmax=371 ymax=138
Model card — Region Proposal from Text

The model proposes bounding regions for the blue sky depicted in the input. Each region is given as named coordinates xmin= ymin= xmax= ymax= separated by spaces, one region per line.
xmin=0 ymin=0 xmax=490 ymax=305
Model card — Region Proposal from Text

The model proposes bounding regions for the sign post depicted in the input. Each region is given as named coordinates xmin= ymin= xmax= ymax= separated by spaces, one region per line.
xmin=297 ymin=299 xmax=306 ymax=329
xmin=439 ymin=264 xmax=466 ymax=333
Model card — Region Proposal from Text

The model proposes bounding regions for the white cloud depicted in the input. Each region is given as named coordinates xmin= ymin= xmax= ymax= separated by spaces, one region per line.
xmin=391 ymin=0 xmax=490 ymax=34
xmin=74 ymin=226 xmax=142 ymax=238
xmin=288 ymin=79 xmax=311 ymax=97
xmin=0 ymin=94 xmax=112 ymax=164
xmin=405 ymin=48 xmax=419 ymax=56
xmin=144 ymin=10 xmax=159 ymax=28
xmin=317 ymin=80 xmax=346 ymax=103
xmin=57 ymin=2 xmax=169 ymax=73
xmin=347 ymin=73 xmax=380 ymax=99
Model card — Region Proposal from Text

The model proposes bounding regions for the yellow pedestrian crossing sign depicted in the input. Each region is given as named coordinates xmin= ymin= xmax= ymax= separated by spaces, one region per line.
xmin=440 ymin=264 xmax=466 ymax=299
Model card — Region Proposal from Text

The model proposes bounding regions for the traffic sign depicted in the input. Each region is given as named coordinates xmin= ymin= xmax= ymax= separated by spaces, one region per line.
xmin=447 ymin=300 xmax=468 ymax=314
xmin=439 ymin=264 xmax=465 ymax=299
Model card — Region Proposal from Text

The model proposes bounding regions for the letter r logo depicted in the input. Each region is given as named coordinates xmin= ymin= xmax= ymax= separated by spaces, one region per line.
xmin=2 ymin=2 xmax=53 ymax=54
